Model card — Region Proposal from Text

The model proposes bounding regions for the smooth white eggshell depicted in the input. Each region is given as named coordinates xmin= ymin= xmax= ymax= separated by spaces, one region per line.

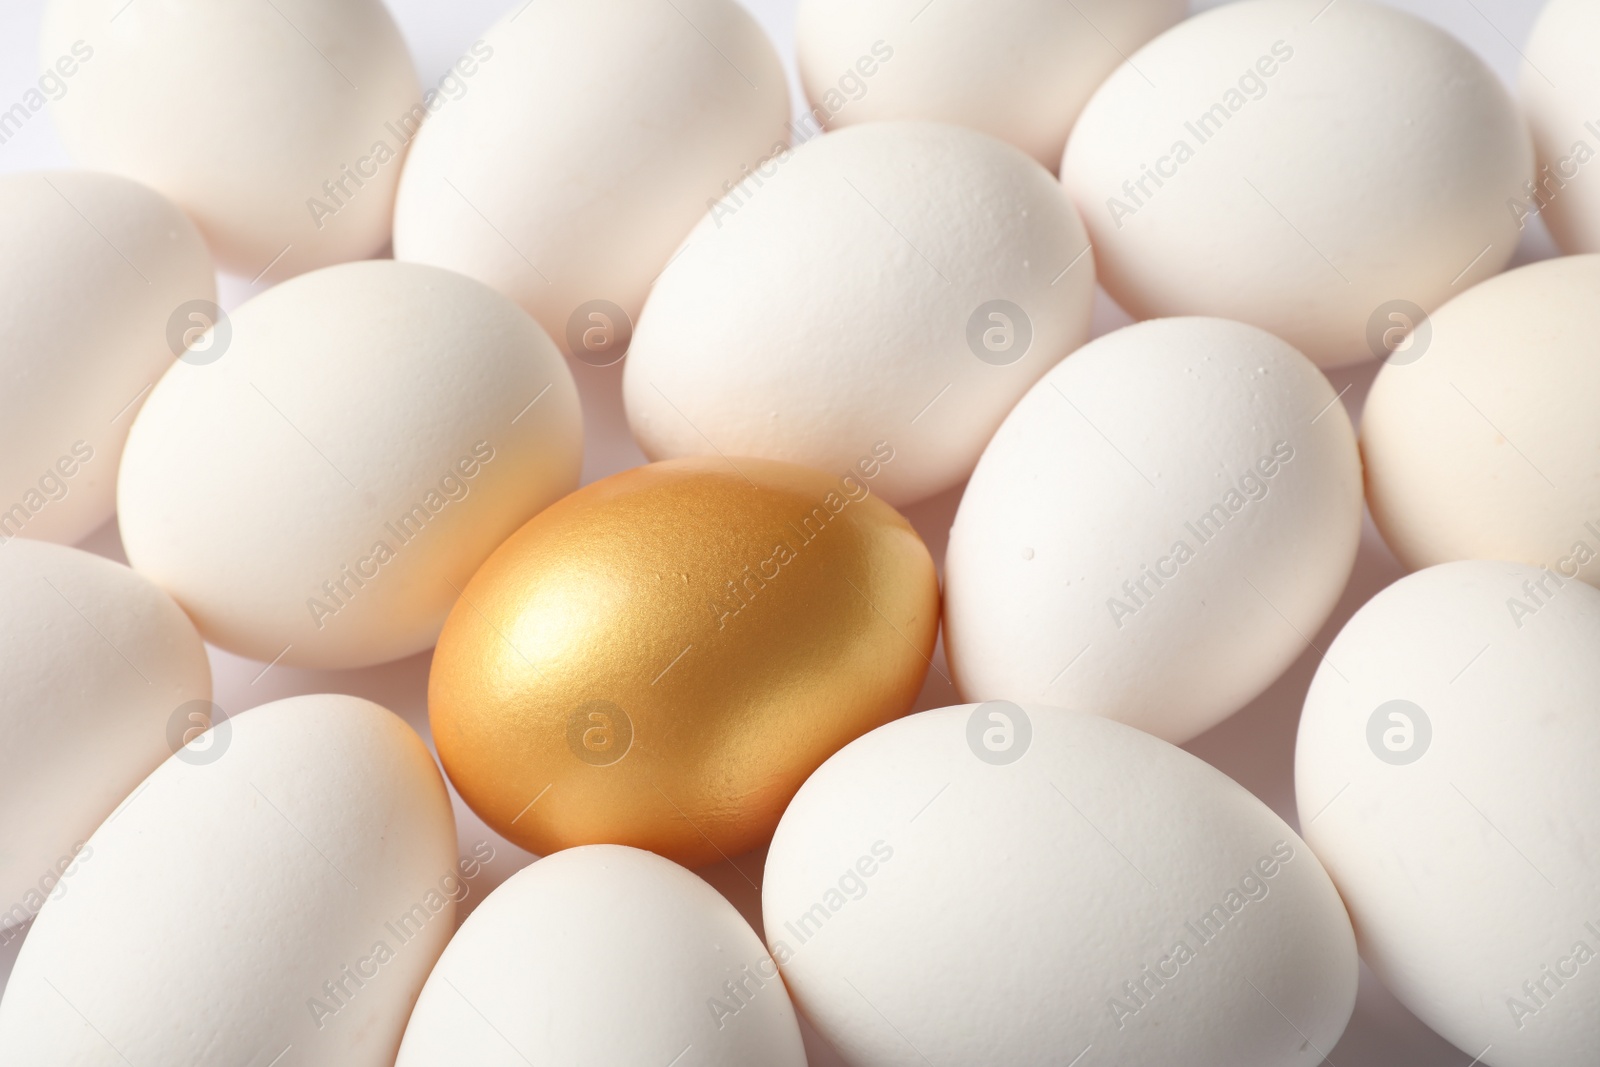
xmin=624 ymin=121 xmax=1095 ymax=507
xmin=1522 ymin=0 xmax=1600 ymax=254
xmin=0 ymin=694 xmax=459 ymax=1066
xmin=1296 ymin=561 xmax=1600 ymax=1067
xmin=1061 ymin=0 xmax=1533 ymax=367
xmin=393 ymin=0 xmax=790 ymax=358
xmin=0 ymin=170 xmax=214 ymax=545
xmin=1363 ymin=256 xmax=1600 ymax=586
xmin=0 ymin=540 xmax=209 ymax=933
xmin=41 ymin=0 xmax=420 ymax=277
xmin=944 ymin=317 xmax=1362 ymax=744
xmin=117 ymin=260 xmax=582 ymax=669
xmin=796 ymin=0 xmax=1184 ymax=168
xmin=765 ymin=704 xmax=1357 ymax=1066
xmin=397 ymin=845 xmax=806 ymax=1067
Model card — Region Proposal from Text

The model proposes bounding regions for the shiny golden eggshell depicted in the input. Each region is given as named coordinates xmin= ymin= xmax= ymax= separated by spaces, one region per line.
xmin=429 ymin=455 xmax=939 ymax=868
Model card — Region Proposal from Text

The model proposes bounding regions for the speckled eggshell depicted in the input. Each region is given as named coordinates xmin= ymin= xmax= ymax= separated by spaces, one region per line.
xmin=393 ymin=0 xmax=790 ymax=358
xmin=1061 ymin=0 xmax=1533 ymax=367
xmin=0 ymin=540 xmax=209 ymax=935
xmin=1363 ymin=256 xmax=1600 ymax=586
xmin=117 ymin=260 xmax=582 ymax=670
xmin=41 ymin=0 xmax=420 ymax=278
xmin=624 ymin=121 xmax=1095 ymax=507
xmin=765 ymin=704 xmax=1358 ymax=1066
xmin=397 ymin=845 xmax=806 ymax=1067
xmin=944 ymin=317 xmax=1362 ymax=744
xmin=0 ymin=694 xmax=459 ymax=1067
xmin=1522 ymin=0 xmax=1600 ymax=254
xmin=795 ymin=0 xmax=1185 ymax=168
xmin=1296 ymin=561 xmax=1600 ymax=1067
xmin=0 ymin=170 xmax=214 ymax=546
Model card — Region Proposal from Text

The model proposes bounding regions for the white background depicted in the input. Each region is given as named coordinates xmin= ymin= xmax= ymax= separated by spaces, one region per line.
xmin=0 ymin=1 xmax=1558 ymax=1064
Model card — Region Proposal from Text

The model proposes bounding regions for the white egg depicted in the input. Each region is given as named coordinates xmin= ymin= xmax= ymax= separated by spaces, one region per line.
xmin=397 ymin=845 xmax=806 ymax=1066
xmin=117 ymin=260 xmax=582 ymax=670
xmin=1522 ymin=0 xmax=1600 ymax=254
xmin=624 ymin=121 xmax=1095 ymax=507
xmin=0 ymin=694 xmax=459 ymax=1066
xmin=765 ymin=703 xmax=1357 ymax=1066
xmin=393 ymin=0 xmax=789 ymax=361
xmin=1363 ymin=256 xmax=1600 ymax=586
xmin=1296 ymin=561 xmax=1600 ymax=1067
xmin=0 ymin=170 xmax=213 ymax=546
xmin=0 ymin=540 xmax=209 ymax=937
xmin=944 ymin=318 xmax=1361 ymax=744
xmin=795 ymin=0 xmax=1184 ymax=168
xmin=1061 ymin=0 xmax=1532 ymax=367
xmin=41 ymin=0 xmax=420 ymax=277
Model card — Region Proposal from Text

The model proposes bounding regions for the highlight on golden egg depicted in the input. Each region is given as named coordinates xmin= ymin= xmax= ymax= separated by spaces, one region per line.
xmin=428 ymin=453 xmax=940 ymax=868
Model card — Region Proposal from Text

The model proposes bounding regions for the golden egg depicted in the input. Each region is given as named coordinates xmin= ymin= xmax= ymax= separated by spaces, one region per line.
xmin=429 ymin=454 xmax=939 ymax=867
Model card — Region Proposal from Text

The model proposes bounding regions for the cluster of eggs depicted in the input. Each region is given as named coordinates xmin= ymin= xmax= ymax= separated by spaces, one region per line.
xmin=0 ymin=0 xmax=1597 ymax=1065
